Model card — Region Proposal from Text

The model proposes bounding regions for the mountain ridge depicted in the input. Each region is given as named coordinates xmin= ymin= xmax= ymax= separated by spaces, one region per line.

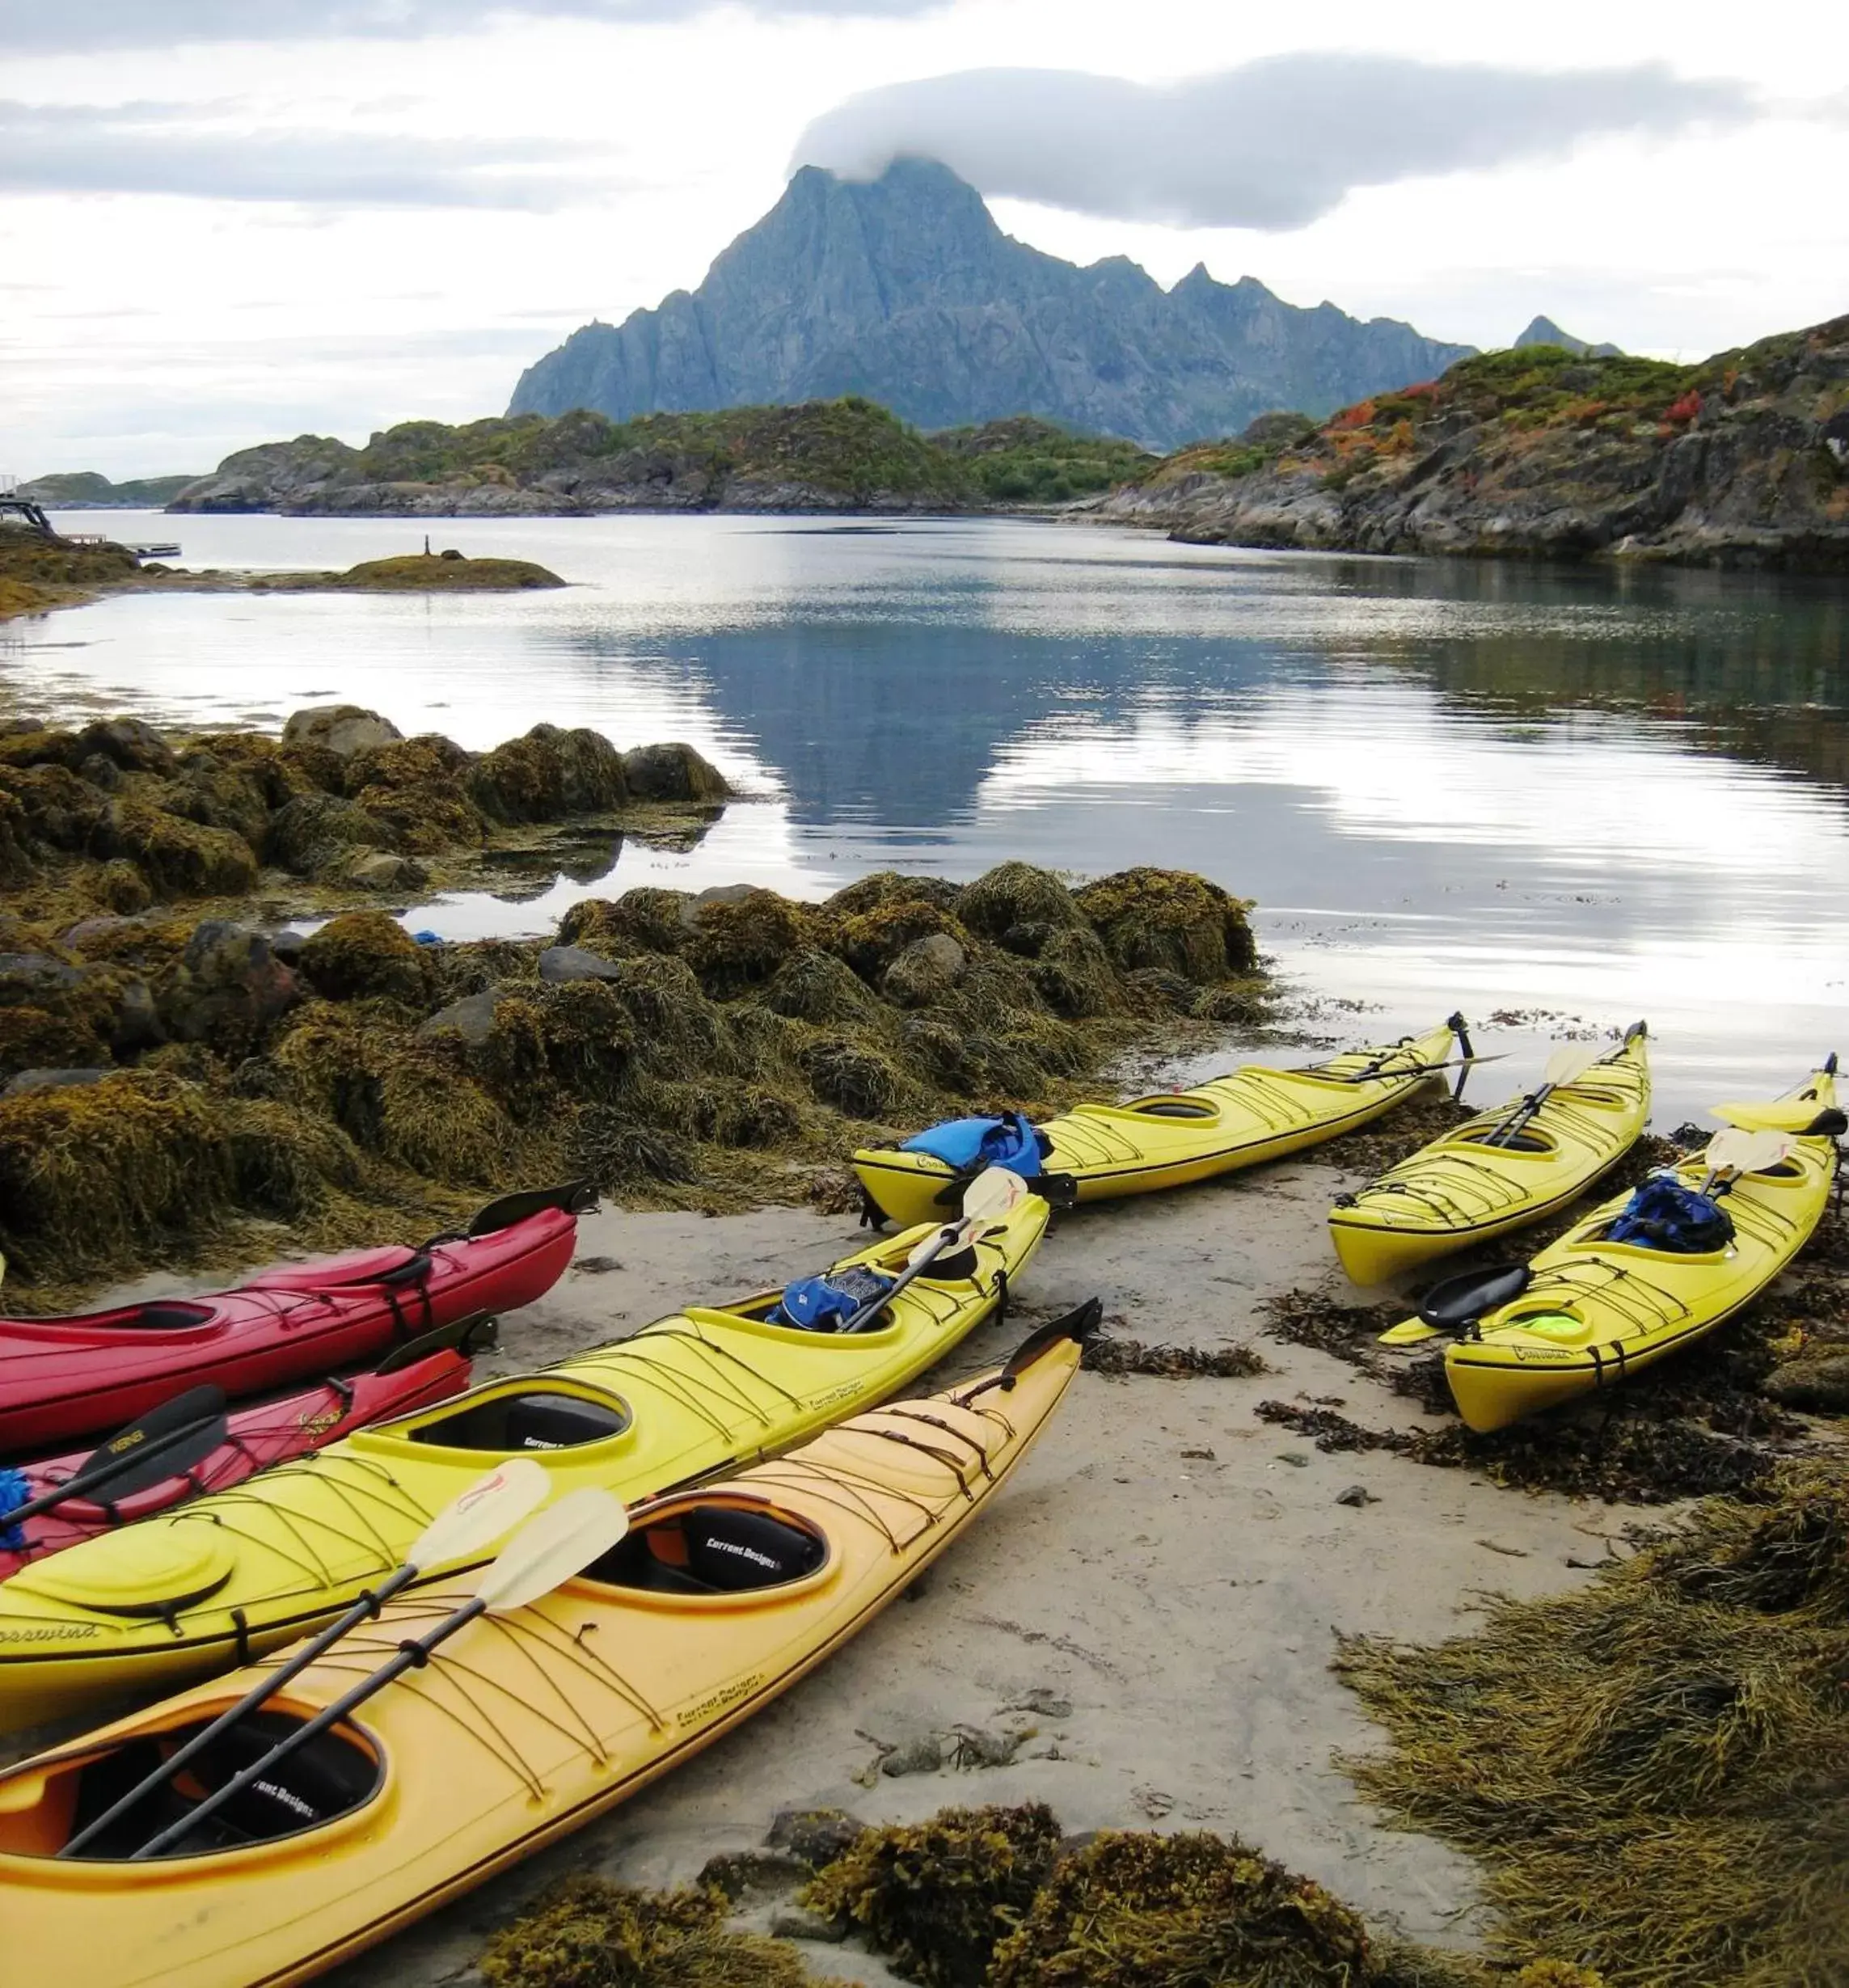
xmin=509 ymin=158 xmax=1475 ymax=450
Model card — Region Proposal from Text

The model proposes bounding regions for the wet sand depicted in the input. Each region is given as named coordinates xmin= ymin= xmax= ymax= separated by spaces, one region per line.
xmin=302 ymin=1152 xmax=1601 ymax=1985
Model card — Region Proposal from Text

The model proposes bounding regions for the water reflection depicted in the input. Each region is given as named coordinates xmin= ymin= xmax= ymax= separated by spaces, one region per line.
xmin=8 ymin=513 xmax=1844 ymax=1120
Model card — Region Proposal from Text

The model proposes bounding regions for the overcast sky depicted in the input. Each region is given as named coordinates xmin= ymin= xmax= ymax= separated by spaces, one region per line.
xmin=3 ymin=0 xmax=1844 ymax=478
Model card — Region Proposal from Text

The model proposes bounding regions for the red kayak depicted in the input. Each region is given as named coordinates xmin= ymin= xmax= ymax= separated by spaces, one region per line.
xmin=0 ymin=1183 xmax=590 ymax=1455
xmin=0 ymin=1349 xmax=473 ymax=1579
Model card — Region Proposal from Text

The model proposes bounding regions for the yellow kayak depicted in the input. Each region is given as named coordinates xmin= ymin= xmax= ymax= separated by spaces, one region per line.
xmin=855 ymin=1018 xmax=1466 ymax=1228
xmin=1329 ymin=1027 xmax=1650 ymax=1285
xmin=0 ymin=1201 xmax=1048 ymax=1732
xmin=0 ymin=1311 xmax=1087 ymax=1987
xmin=1433 ymin=1062 xmax=1839 ymax=1433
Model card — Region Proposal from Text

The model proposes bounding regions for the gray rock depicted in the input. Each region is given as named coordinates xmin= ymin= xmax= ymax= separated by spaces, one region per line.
xmin=1763 ymin=1355 xmax=1849 ymax=1416
xmin=416 ymin=988 xmax=507 ymax=1048
xmin=58 ymin=915 xmax=142 ymax=952
xmin=950 ymin=1724 xmax=1028 ymax=1768
xmin=538 ymin=944 xmax=624 ymax=985
xmin=770 ymin=1907 xmax=849 ymax=1945
xmin=0 ymin=952 xmax=84 ymax=998
xmin=342 ymin=850 xmax=428 ymax=893
xmin=267 ymin=929 xmax=306 ymax=965
xmin=2 ymin=1066 xmax=112 ymax=1099
xmin=766 ymin=1806 xmax=866 ymax=1869
xmin=695 ymin=1848 xmax=810 ymax=1901
xmin=877 ymin=1733 xmax=944 ymax=1778
xmin=109 ymin=974 xmax=165 ymax=1053
xmin=77 ymin=753 xmax=124 ymax=791
xmin=619 ymin=741 xmax=730 ymax=804
xmin=281 ymin=704 xmax=403 ymax=759
xmin=74 ymin=716 xmax=176 ymax=775
xmin=882 ymin=931 xmax=967 ymax=1007
xmin=1335 ymin=1484 xmax=1380 ymax=1509
xmin=158 ymin=921 xmax=301 ymax=1046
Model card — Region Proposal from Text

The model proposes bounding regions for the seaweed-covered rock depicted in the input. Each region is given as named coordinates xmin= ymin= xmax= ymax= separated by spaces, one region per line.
xmin=467 ymin=724 xmax=627 ymax=825
xmin=157 ymin=921 xmax=301 ymax=1049
xmin=264 ymin=792 xmax=397 ymax=878
xmin=956 ymin=862 xmax=1087 ymax=943
xmin=341 ymin=733 xmax=472 ymax=797
xmin=341 ymin=733 xmax=487 ymax=852
xmin=1074 ymin=867 xmax=1257 ymax=981
xmin=990 ymin=1830 xmax=1374 ymax=1988
xmin=831 ymin=897 xmax=973 ymax=982
xmin=163 ymin=753 xmax=273 ymax=846
xmin=1762 ymin=1354 xmax=1849 ymax=1415
xmin=95 ymin=799 xmax=259 ymax=897
xmin=768 ymin=1807 xmax=868 ymax=1870
xmin=1 ymin=1066 xmax=112 ymax=1099
xmin=339 ymin=850 xmax=428 ymax=893
xmin=559 ymin=888 xmax=691 ymax=958
xmin=0 ymin=1070 xmax=236 ymax=1281
xmin=281 ymin=704 xmax=402 ymax=759
xmin=884 ymin=931 xmax=967 ymax=1007
xmin=3 ymin=762 xmax=112 ymax=852
xmin=479 ymin=1875 xmax=808 ymax=1988
xmin=298 ymin=911 xmax=429 ymax=1005
xmin=1028 ymin=925 xmax=1121 ymax=1019
xmin=681 ymin=887 xmax=810 ymax=998
xmin=618 ymin=740 xmax=728 ymax=803
xmin=801 ymin=1036 xmax=910 ymax=1121
xmin=804 ymin=1803 xmax=1063 ymax=1988
xmin=0 ymin=727 xmax=83 ymax=771
xmin=74 ymin=716 xmax=175 ymax=775
xmin=825 ymin=870 xmax=964 ymax=919
xmin=763 ymin=948 xmax=883 ymax=1026
xmin=0 ymin=950 xmax=158 ymax=1066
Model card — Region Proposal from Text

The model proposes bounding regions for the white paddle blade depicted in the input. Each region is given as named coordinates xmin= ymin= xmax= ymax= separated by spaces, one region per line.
xmin=962 ymin=1166 xmax=1029 ymax=1223
xmin=1703 ymin=1128 xmax=1792 ymax=1178
xmin=477 ymin=1488 xmax=630 ymax=1611
xmin=410 ymin=1456 xmax=551 ymax=1571
xmin=1541 ymin=1041 xmax=1605 ymax=1088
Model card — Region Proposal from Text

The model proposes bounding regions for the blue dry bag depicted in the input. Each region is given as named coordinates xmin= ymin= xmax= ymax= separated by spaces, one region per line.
xmin=1607 ymin=1179 xmax=1734 ymax=1254
xmin=773 ymin=1265 xmax=896 ymax=1332
xmin=0 ymin=1468 xmax=31 ymax=1551
xmin=900 ymin=1111 xmax=1046 ymax=1180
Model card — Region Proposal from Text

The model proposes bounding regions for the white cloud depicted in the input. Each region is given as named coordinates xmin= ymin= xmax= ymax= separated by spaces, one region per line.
xmin=795 ymin=55 xmax=1754 ymax=229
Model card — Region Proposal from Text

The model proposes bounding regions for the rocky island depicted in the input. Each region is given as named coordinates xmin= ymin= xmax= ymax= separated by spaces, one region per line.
xmin=1102 ymin=314 xmax=1849 ymax=570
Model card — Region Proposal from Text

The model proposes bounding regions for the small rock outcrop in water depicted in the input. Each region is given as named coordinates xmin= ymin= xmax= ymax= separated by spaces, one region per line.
xmin=1100 ymin=315 xmax=1849 ymax=571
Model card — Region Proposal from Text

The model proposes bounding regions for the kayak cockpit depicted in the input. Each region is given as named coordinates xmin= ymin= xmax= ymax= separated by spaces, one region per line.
xmin=404 ymin=1386 xmax=631 ymax=1453
xmin=0 ymin=1710 xmax=380 ymax=1860
xmin=585 ymin=1500 xmax=827 ymax=1597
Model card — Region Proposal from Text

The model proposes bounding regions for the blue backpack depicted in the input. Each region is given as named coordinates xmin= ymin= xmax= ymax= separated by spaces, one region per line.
xmin=900 ymin=1111 xmax=1047 ymax=1180
xmin=1607 ymin=1179 xmax=1734 ymax=1253
xmin=0 ymin=1468 xmax=29 ymax=1551
xmin=773 ymin=1265 xmax=895 ymax=1332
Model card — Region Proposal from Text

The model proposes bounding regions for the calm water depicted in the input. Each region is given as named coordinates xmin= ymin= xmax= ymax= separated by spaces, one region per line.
xmin=8 ymin=509 xmax=1847 ymax=1124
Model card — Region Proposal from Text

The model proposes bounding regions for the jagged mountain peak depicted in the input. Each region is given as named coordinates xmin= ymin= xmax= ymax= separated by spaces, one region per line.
xmin=509 ymin=160 xmax=1475 ymax=449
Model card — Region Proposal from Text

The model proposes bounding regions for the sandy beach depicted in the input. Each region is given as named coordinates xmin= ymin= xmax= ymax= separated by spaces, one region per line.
xmin=271 ymin=1149 xmax=1606 ymax=1986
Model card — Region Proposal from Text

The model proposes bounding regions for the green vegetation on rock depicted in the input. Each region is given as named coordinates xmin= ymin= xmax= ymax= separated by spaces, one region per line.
xmin=931 ymin=417 xmax=1155 ymax=504
xmin=19 ymin=471 xmax=199 ymax=509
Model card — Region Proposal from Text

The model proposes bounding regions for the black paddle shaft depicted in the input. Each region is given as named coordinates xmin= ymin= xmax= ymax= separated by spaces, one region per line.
xmin=133 ymin=1593 xmax=488 ymax=1861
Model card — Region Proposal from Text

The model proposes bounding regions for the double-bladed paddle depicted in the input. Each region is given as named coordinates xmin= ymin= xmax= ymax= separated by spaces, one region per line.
xmin=0 ymin=1387 xmax=230 ymax=1535
xmin=62 ymin=1456 xmax=551 ymax=1859
xmin=129 ymin=1484 xmax=629 ymax=1861
xmin=1479 ymin=1040 xmax=1610 ymax=1149
xmin=374 ymin=1308 xmax=500 ymax=1375
xmin=843 ymin=1165 xmax=1028 ymax=1332
xmin=1696 ymin=1127 xmax=1791 ymax=1196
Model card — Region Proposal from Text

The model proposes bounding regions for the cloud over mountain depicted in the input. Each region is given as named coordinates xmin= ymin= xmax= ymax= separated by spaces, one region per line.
xmin=0 ymin=0 xmax=943 ymax=51
xmin=795 ymin=55 xmax=1755 ymax=230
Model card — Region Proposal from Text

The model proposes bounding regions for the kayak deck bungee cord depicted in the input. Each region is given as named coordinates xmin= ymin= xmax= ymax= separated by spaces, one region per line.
xmin=0 ymin=1307 xmax=1093 ymax=1988
xmin=0 ymin=1184 xmax=589 ymax=1455
xmin=854 ymin=1017 xmax=1467 ymax=1228
xmin=1328 ymin=1025 xmax=1651 ymax=1285
xmin=1413 ymin=1060 xmax=1841 ymax=1432
xmin=0 ymin=1197 xmax=1049 ymax=1730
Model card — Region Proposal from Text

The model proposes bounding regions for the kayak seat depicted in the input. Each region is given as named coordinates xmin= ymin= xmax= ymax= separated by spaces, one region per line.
xmin=60 ymin=1712 xmax=380 ymax=1861
xmin=589 ymin=1503 xmax=826 ymax=1595
xmin=1129 ymin=1099 xmax=1217 ymax=1119
xmin=90 ymin=1302 xmax=216 ymax=1332
xmin=245 ymin=1247 xmax=429 ymax=1293
xmin=1458 ymin=1129 xmax=1551 ymax=1154
xmin=407 ymin=1389 xmax=631 ymax=1452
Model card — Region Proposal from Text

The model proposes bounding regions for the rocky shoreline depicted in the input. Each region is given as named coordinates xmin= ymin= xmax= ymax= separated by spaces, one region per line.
xmin=1099 ymin=315 xmax=1849 ymax=571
